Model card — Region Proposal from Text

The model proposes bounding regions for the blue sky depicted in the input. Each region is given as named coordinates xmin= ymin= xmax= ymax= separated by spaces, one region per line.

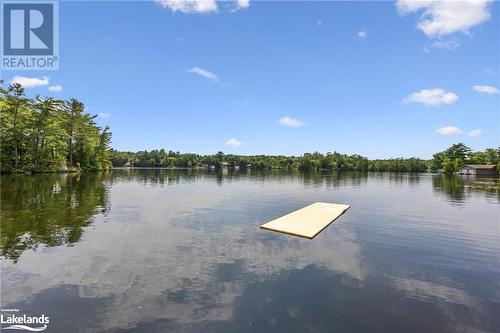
xmin=2 ymin=0 xmax=499 ymax=158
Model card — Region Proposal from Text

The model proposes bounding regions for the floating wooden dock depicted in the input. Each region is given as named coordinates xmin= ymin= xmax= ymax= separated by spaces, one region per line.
xmin=260 ymin=202 xmax=351 ymax=239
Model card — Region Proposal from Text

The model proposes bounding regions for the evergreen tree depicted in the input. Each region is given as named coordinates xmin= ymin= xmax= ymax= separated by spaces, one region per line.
xmin=0 ymin=81 xmax=112 ymax=173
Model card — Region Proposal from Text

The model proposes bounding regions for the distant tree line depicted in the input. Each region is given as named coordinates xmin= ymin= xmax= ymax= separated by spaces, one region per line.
xmin=110 ymin=149 xmax=425 ymax=172
xmin=0 ymin=82 xmax=112 ymax=173
xmin=111 ymin=150 xmax=371 ymax=171
xmin=110 ymin=144 xmax=499 ymax=174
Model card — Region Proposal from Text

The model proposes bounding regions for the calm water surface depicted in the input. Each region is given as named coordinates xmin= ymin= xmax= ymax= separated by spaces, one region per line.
xmin=1 ymin=170 xmax=499 ymax=333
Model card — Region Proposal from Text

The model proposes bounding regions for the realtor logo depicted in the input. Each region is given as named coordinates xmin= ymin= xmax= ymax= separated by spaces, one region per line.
xmin=1 ymin=0 xmax=59 ymax=70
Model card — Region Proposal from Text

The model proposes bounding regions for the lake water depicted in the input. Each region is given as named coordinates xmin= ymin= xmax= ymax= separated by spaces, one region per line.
xmin=1 ymin=170 xmax=499 ymax=333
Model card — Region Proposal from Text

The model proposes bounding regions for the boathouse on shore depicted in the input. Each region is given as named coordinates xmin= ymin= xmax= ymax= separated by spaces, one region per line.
xmin=458 ymin=164 xmax=497 ymax=176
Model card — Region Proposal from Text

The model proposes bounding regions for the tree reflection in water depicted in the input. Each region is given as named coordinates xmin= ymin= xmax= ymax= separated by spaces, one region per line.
xmin=1 ymin=173 xmax=110 ymax=262
xmin=432 ymin=174 xmax=499 ymax=202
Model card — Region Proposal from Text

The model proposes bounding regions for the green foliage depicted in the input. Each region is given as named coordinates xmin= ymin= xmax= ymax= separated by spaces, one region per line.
xmin=109 ymin=149 xmax=130 ymax=167
xmin=441 ymin=158 xmax=455 ymax=174
xmin=368 ymin=157 xmax=428 ymax=172
xmin=113 ymin=144 xmax=498 ymax=175
xmin=111 ymin=149 xmax=431 ymax=173
xmin=0 ymin=81 xmax=112 ymax=173
xmin=431 ymin=143 xmax=499 ymax=174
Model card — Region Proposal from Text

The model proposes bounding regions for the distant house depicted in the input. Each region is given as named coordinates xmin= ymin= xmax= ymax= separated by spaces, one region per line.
xmin=458 ymin=164 xmax=497 ymax=176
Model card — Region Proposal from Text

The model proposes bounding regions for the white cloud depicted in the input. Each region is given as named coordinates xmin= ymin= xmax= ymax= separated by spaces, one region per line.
xmin=10 ymin=76 xmax=49 ymax=88
xmin=396 ymin=0 xmax=493 ymax=37
xmin=156 ymin=0 xmax=217 ymax=14
xmin=358 ymin=30 xmax=367 ymax=38
xmin=98 ymin=112 xmax=111 ymax=119
xmin=403 ymin=88 xmax=458 ymax=106
xmin=48 ymin=84 xmax=62 ymax=92
xmin=279 ymin=116 xmax=304 ymax=128
xmin=473 ymin=84 xmax=499 ymax=95
xmin=437 ymin=126 xmax=462 ymax=135
xmin=225 ymin=138 xmax=243 ymax=147
xmin=235 ymin=0 xmax=250 ymax=10
xmin=188 ymin=67 xmax=218 ymax=82
xmin=468 ymin=129 xmax=482 ymax=137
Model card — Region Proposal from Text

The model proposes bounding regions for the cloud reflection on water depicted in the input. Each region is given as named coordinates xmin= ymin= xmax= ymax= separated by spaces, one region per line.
xmin=1 ymin=170 xmax=498 ymax=333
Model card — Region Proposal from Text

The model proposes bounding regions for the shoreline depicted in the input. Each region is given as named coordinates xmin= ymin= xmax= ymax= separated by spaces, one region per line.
xmin=0 ymin=167 xmax=448 ymax=175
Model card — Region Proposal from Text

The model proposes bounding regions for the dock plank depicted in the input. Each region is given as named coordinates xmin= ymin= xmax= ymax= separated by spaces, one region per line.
xmin=260 ymin=202 xmax=351 ymax=239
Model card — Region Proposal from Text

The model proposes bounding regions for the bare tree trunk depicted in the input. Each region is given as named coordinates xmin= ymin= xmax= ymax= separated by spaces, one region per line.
xmin=13 ymin=103 xmax=19 ymax=170
xmin=68 ymin=112 xmax=74 ymax=167
xmin=68 ymin=131 xmax=73 ymax=166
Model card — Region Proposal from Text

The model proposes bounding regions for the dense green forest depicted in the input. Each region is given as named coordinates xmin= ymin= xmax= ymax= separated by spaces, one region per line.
xmin=0 ymin=82 xmax=112 ymax=173
xmin=110 ymin=144 xmax=500 ymax=174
